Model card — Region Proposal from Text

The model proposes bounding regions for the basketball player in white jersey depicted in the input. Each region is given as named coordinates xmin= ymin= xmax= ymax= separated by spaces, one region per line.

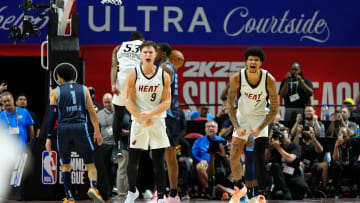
xmin=227 ymin=47 xmax=279 ymax=202
xmin=124 ymin=41 xmax=171 ymax=203
xmin=111 ymin=31 xmax=144 ymax=154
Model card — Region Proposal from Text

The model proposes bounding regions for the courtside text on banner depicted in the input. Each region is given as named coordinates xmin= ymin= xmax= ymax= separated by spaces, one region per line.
xmin=0 ymin=0 xmax=360 ymax=46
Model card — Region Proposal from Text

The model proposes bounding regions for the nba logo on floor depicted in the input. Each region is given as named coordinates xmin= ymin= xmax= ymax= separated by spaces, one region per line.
xmin=42 ymin=151 xmax=57 ymax=184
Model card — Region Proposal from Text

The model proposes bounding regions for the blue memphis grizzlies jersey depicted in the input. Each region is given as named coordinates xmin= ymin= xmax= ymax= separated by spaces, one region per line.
xmin=164 ymin=61 xmax=180 ymax=119
xmin=57 ymin=82 xmax=87 ymax=124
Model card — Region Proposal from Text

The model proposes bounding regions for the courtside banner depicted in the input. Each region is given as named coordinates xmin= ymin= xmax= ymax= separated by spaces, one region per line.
xmin=0 ymin=0 xmax=360 ymax=46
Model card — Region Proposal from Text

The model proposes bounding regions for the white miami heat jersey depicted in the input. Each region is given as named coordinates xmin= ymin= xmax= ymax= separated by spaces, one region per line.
xmin=113 ymin=40 xmax=142 ymax=106
xmin=237 ymin=68 xmax=269 ymax=116
xmin=116 ymin=40 xmax=143 ymax=89
xmin=133 ymin=66 xmax=166 ymax=120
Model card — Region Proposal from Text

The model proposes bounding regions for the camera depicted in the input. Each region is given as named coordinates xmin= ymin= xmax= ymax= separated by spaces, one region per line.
xmin=271 ymin=125 xmax=283 ymax=140
xmin=272 ymin=129 xmax=283 ymax=140
xmin=8 ymin=0 xmax=50 ymax=42
xmin=303 ymin=125 xmax=310 ymax=131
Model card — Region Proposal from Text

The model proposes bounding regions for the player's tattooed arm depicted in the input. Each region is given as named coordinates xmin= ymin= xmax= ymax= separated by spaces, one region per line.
xmin=227 ymin=72 xmax=240 ymax=129
xmin=258 ymin=73 xmax=279 ymax=130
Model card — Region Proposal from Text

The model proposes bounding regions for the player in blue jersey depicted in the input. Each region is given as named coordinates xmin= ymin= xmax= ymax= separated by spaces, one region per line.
xmin=156 ymin=42 xmax=182 ymax=202
xmin=45 ymin=64 xmax=104 ymax=203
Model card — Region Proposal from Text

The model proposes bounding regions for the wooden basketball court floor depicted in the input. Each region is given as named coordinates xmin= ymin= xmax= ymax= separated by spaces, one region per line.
xmin=2 ymin=199 xmax=360 ymax=203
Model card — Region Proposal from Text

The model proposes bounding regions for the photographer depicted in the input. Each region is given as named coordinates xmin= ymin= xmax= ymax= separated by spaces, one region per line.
xmin=331 ymin=127 xmax=360 ymax=199
xmin=265 ymin=127 xmax=309 ymax=200
xmin=279 ymin=62 xmax=314 ymax=125
xmin=326 ymin=106 xmax=356 ymax=138
xmin=290 ymin=105 xmax=324 ymax=138
xmin=293 ymin=126 xmax=328 ymax=192
xmin=191 ymin=120 xmax=227 ymax=198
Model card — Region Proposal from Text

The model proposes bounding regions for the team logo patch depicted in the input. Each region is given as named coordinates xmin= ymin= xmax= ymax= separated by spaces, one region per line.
xmin=42 ymin=151 xmax=57 ymax=184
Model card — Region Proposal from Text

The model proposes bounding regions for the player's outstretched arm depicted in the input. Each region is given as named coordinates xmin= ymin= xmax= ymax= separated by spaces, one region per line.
xmin=258 ymin=73 xmax=279 ymax=130
xmin=111 ymin=45 xmax=121 ymax=95
xmin=85 ymin=87 xmax=103 ymax=146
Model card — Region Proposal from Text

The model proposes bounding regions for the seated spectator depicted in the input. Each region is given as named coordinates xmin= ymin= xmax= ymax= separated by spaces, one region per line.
xmin=343 ymin=98 xmax=355 ymax=111
xmin=176 ymin=136 xmax=193 ymax=200
xmin=330 ymin=127 xmax=360 ymax=199
xmin=191 ymin=120 xmax=227 ymax=199
xmin=265 ymin=127 xmax=309 ymax=200
xmin=15 ymin=93 xmax=41 ymax=137
xmin=326 ymin=106 xmax=356 ymax=137
xmin=219 ymin=119 xmax=233 ymax=139
xmin=0 ymin=82 xmax=8 ymax=112
xmin=293 ymin=126 xmax=328 ymax=192
xmin=350 ymin=94 xmax=360 ymax=124
xmin=190 ymin=105 xmax=215 ymax=120
xmin=290 ymin=105 xmax=324 ymax=138
xmin=214 ymin=102 xmax=229 ymax=130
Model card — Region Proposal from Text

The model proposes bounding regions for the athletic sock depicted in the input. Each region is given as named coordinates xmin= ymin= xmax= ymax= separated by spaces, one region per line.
xmin=234 ymin=180 xmax=244 ymax=189
xmin=247 ymin=187 xmax=253 ymax=199
xmin=62 ymin=172 xmax=73 ymax=199
xmin=90 ymin=180 xmax=97 ymax=189
xmin=129 ymin=187 xmax=136 ymax=193
xmin=158 ymin=192 xmax=164 ymax=199
xmin=170 ymin=189 xmax=177 ymax=197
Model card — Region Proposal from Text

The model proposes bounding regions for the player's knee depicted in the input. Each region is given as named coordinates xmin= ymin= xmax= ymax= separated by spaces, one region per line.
xmin=195 ymin=162 xmax=205 ymax=172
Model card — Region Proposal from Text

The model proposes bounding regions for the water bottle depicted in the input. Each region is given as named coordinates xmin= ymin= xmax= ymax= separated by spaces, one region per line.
xmin=320 ymin=125 xmax=325 ymax=138
xmin=185 ymin=109 xmax=191 ymax=120
xmin=325 ymin=151 xmax=331 ymax=164
xmin=322 ymin=104 xmax=330 ymax=121
xmin=356 ymin=124 xmax=360 ymax=138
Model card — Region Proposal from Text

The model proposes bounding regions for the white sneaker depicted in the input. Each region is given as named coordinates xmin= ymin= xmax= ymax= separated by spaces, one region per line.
xmin=142 ymin=189 xmax=153 ymax=199
xmin=157 ymin=198 xmax=166 ymax=203
xmin=167 ymin=196 xmax=181 ymax=203
xmin=124 ymin=188 xmax=139 ymax=203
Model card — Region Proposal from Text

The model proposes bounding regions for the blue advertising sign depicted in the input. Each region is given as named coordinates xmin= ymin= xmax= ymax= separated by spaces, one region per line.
xmin=1 ymin=0 xmax=360 ymax=46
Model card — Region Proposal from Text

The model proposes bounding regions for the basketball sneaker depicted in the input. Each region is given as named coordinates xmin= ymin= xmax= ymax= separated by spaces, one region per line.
xmin=221 ymin=192 xmax=229 ymax=200
xmin=167 ymin=195 xmax=181 ymax=203
xmin=229 ymin=186 xmax=247 ymax=203
xmin=124 ymin=188 xmax=139 ymax=203
xmin=255 ymin=194 xmax=267 ymax=203
xmin=62 ymin=197 xmax=75 ymax=203
xmin=87 ymin=188 xmax=105 ymax=203
xmin=157 ymin=198 xmax=166 ymax=203
xmin=149 ymin=190 xmax=158 ymax=203
xmin=142 ymin=189 xmax=153 ymax=199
